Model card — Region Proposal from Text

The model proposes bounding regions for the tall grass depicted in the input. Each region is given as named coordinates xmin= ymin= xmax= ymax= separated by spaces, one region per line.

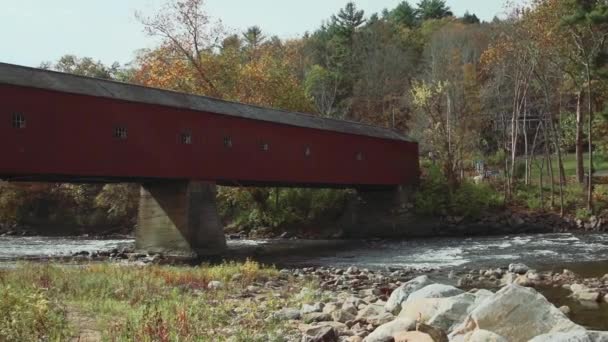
xmin=0 ymin=261 xmax=305 ymax=342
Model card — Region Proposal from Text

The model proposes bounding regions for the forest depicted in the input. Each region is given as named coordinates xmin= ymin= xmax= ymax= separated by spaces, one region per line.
xmin=2 ymin=0 xmax=608 ymax=235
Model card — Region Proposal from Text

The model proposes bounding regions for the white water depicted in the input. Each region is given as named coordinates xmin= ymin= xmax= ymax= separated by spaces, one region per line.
xmin=1 ymin=233 xmax=607 ymax=270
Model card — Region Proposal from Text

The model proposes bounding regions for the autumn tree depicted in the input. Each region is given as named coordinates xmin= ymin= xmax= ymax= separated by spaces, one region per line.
xmin=136 ymin=0 xmax=225 ymax=97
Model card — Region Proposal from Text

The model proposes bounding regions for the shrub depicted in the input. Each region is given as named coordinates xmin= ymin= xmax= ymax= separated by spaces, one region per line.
xmin=414 ymin=165 xmax=449 ymax=216
xmin=0 ymin=285 xmax=69 ymax=341
xmin=451 ymin=181 xmax=502 ymax=218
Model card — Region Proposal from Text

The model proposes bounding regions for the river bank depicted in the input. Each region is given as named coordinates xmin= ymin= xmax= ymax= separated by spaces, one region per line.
xmin=1 ymin=260 xmax=607 ymax=341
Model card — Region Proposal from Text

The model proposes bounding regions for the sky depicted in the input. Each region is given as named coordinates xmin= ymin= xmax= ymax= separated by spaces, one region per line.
xmin=1 ymin=0 xmax=507 ymax=68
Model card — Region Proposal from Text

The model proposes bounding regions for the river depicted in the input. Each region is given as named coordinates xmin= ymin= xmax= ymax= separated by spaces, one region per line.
xmin=1 ymin=233 xmax=608 ymax=272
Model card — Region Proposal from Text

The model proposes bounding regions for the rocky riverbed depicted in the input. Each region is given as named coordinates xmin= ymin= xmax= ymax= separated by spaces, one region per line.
xmin=255 ymin=264 xmax=608 ymax=341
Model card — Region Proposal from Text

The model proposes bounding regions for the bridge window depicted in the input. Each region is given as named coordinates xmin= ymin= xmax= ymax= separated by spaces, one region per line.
xmin=356 ymin=152 xmax=364 ymax=161
xmin=260 ymin=142 xmax=269 ymax=151
xmin=12 ymin=113 xmax=26 ymax=129
xmin=223 ymin=136 xmax=232 ymax=148
xmin=113 ymin=127 xmax=128 ymax=140
xmin=304 ymin=146 xmax=311 ymax=157
xmin=180 ymin=131 xmax=192 ymax=145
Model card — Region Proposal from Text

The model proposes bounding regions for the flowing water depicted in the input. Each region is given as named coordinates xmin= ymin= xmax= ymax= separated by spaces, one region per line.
xmin=1 ymin=233 xmax=608 ymax=270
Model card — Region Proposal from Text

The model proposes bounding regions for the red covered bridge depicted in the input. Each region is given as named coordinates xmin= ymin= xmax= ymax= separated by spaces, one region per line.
xmin=0 ymin=63 xmax=419 ymax=256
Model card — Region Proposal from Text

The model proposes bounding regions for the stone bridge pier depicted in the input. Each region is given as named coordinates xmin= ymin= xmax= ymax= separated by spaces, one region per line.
xmin=135 ymin=181 xmax=227 ymax=257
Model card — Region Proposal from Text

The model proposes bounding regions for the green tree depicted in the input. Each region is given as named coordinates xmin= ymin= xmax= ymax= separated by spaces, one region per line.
xmin=461 ymin=11 xmax=481 ymax=24
xmin=416 ymin=0 xmax=453 ymax=20
xmin=561 ymin=0 xmax=608 ymax=210
xmin=243 ymin=26 xmax=265 ymax=50
xmin=41 ymin=55 xmax=124 ymax=80
xmin=390 ymin=1 xmax=418 ymax=28
xmin=332 ymin=2 xmax=366 ymax=39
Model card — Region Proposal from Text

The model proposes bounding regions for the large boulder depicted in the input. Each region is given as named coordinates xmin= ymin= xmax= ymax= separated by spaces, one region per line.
xmin=452 ymin=285 xmax=584 ymax=342
xmin=393 ymin=331 xmax=434 ymax=342
xmin=399 ymin=293 xmax=477 ymax=333
xmin=356 ymin=303 xmax=387 ymax=322
xmin=458 ymin=329 xmax=508 ymax=342
xmin=385 ymin=275 xmax=433 ymax=313
xmin=362 ymin=318 xmax=416 ymax=342
xmin=402 ymin=284 xmax=464 ymax=306
xmin=528 ymin=331 xmax=608 ymax=342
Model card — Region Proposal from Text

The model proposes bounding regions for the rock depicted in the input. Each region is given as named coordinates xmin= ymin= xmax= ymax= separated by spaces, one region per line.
xmin=570 ymin=284 xmax=601 ymax=302
xmin=362 ymin=318 xmax=416 ymax=342
xmin=347 ymin=267 xmax=360 ymax=275
xmin=573 ymin=290 xmax=600 ymax=302
xmin=452 ymin=285 xmax=584 ymax=341
xmin=559 ymin=306 xmax=571 ymax=315
xmin=342 ymin=301 xmax=359 ymax=315
xmin=318 ymin=321 xmax=349 ymax=335
xmin=462 ymin=329 xmax=508 ymax=342
xmin=508 ymin=263 xmax=529 ymax=274
xmin=514 ymin=274 xmax=533 ymax=287
xmin=509 ymin=215 xmax=525 ymax=227
xmin=417 ymin=323 xmax=448 ymax=342
xmin=207 ymin=281 xmax=223 ymax=290
xmin=323 ymin=303 xmax=341 ymax=315
xmin=528 ymin=331 xmax=608 ymax=342
xmin=399 ymin=293 xmax=477 ymax=333
xmin=301 ymin=325 xmax=338 ymax=342
xmin=527 ymin=271 xmax=541 ymax=281
xmin=604 ymin=294 xmax=608 ymax=304
xmin=500 ymin=273 xmax=516 ymax=286
xmin=359 ymin=288 xmax=381 ymax=297
xmin=273 ymin=308 xmax=301 ymax=320
xmin=385 ymin=275 xmax=433 ymax=313
xmin=393 ymin=331 xmax=434 ymax=342
xmin=345 ymin=337 xmax=364 ymax=342
xmin=304 ymin=312 xmax=333 ymax=323
xmin=356 ymin=303 xmax=386 ymax=322
xmin=366 ymin=312 xmax=395 ymax=326
xmin=331 ymin=309 xmax=356 ymax=323
xmin=408 ymin=284 xmax=463 ymax=301
xmin=302 ymin=303 xmax=325 ymax=315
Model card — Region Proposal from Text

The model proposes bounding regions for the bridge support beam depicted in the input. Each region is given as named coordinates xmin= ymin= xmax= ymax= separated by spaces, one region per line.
xmin=136 ymin=181 xmax=226 ymax=257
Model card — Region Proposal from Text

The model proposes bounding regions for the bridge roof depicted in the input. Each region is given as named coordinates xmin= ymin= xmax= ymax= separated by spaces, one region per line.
xmin=0 ymin=63 xmax=412 ymax=142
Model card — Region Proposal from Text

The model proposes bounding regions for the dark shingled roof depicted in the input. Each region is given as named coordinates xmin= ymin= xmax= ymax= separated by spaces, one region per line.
xmin=0 ymin=63 xmax=412 ymax=142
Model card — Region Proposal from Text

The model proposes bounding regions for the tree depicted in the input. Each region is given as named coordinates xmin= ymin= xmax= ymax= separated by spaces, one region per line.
xmin=462 ymin=11 xmax=481 ymax=24
xmin=416 ymin=0 xmax=453 ymax=21
xmin=243 ymin=26 xmax=266 ymax=50
xmin=136 ymin=0 xmax=225 ymax=97
xmin=332 ymin=2 xmax=366 ymax=39
xmin=561 ymin=0 xmax=608 ymax=210
xmin=41 ymin=55 xmax=124 ymax=80
xmin=390 ymin=1 xmax=418 ymax=28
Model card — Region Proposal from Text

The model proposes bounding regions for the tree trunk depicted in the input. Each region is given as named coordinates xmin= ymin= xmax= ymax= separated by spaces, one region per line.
xmin=586 ymin=67 xmax=594 ymax=211
xmin=575 ymin=91 xmax=585 ymax=184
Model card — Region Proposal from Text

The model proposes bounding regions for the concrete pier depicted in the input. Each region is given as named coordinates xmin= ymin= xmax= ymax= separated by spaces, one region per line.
xmin=136 ymin=181 xmax=227 ymax=257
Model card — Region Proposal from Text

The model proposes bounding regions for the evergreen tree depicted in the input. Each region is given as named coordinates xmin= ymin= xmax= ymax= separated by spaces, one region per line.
xmin=390 ymin=1 xmax=418 ymax=28
xmin=461 ymin=11 xmax=480 ymax=24
xmin=331 ymin=2 xmax=365 ymax=39
xmin=416 ymin=0 xmax=453 ymax=20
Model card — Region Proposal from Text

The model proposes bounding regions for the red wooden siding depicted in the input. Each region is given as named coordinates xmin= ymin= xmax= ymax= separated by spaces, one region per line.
xmin=1 ymin=84 xmax=419 ymax=187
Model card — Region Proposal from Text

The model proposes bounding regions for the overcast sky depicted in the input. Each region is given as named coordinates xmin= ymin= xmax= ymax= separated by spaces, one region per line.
xmin=1 ymin=0 xmax=508 ymax=67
